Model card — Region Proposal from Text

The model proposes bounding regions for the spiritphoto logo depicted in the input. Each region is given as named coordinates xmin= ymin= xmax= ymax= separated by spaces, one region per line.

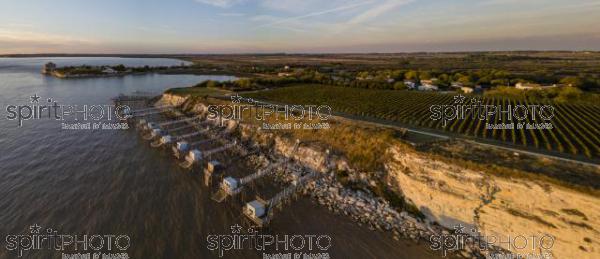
xmin=429 ymin=224 xmax=554 ymax=258
xmin=429 ymin=95 xmax=555 ymax=130
xmin=4 ymin=224 xmax=131 ymax=258
xmin=206 ymin=224 xmax=332 ymax=258
xmin=207 ymin=94 xmax=332 ymax=130
xmin=4 ymin=94 xmax=132 ymax=129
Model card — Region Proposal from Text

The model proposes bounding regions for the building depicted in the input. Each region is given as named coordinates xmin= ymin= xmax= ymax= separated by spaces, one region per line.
xmin=176 ymin=141 xmax=189 ymax=152
xmin=515 ymin=82 xmax=558 ymax=90
xmin=187 ymin=149 xmax=203 ymax=163
xmin=404 ymin=80 xmax=416 ymax=89
xmin=420 ymin=78 xmax=438 ymax=86
xmin=277 ymin=72 xmax=293 ymax=77
xmin=461 ymin=86 xmax=474 ymax=93
xmin=207 ymin=160 xmax=222 ymax=172
xmin=451 ymin=82 xmax=464 ymax=89
xmin=418 ymin=84 xmax=439 ymax=91
xmin=222 ymin=177 xmax=239 ymax=193
xmin=419 ymin=78 xmax=439 ymax=91
xmin=42 ymin=62 xmax=57 ymax=74
xmin=160 ymin=135 xmax=173 ymax=145
xmin=102 ymin=67 xmax=117 ymax=74
xmin=245 ymin=200 xmax=266 ymax=218
xmin=356 ymin=75 xmax=374 ymax=81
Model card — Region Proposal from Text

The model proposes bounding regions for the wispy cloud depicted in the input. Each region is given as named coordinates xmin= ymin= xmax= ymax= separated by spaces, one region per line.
xmin=347 ymin=0 xmax=413 ymax=25
xmin=319 ymin=0 xmax=414 ymax=34
xmin=194 ymin=0 xmax=245 ymax=8
xmin=218 ymin=12 xmax=245 ymax=17
xmin=0 ymin=27 xmax=98 ymax=53
xmin=254 ymin=1 xmax=374 ymax=29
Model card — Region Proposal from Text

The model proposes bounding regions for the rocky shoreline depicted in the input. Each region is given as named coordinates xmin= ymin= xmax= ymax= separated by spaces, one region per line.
xmin=243 ymin=149 xmax=496 ymax=259
xmin=159 ymin=93 xmax=571 ymax=259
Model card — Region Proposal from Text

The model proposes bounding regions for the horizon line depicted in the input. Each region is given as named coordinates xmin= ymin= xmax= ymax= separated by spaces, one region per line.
xmin=2 ymin=50 xmax=600 ymax=57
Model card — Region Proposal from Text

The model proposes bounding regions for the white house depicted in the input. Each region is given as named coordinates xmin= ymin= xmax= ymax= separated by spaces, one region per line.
xmin=187 ymin=149 xmax=203 ymax=163
xmin=222 ymin=177 xmax=239 ymax=193
xmin=160 ymin=135 xmax=173 ymax=145
xmin=404 ymin=80 xmax=416 ymax=89
xmin=515 ymin=82 xmax=558 ymax=90
xmin=176 ymin=141 xmax=189 ymax=152
xmin=451 ymin=82 xmax=464 ymax=89
xmin=461 ymin=86 xmax=474 ymax=94
xmin=245 ymin=200 xmax=266 ymax=218
xmin=418 ymin=84 xmax=439 ymax=91
xmin=102 ymin=67 xmax=117 ymax=74
xmin=207 ymin=160 xmax=221 ymax=172
xmin=419 ymin=79 xmax=439 ymax=91
xmin=420 ymin=78 xmax=438 ymax=85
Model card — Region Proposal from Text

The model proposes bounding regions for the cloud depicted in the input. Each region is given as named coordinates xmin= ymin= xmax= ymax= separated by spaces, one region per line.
xmin=218 ymin=12 xmax=245 ymax=17
xmin=0 ymin=27 xmax=99 ymax=54
xmin=260 ymin=0 xmax=359 ymax=13
xmin=316 ymin=0 xmax=413 ymax=34
xmin=347 ymin=0 xmax=413 ymax=25
xmin=254 ymin=1 xmax=374 ymax=29
xmin=194 ymin=0 xmax=245 ymax=8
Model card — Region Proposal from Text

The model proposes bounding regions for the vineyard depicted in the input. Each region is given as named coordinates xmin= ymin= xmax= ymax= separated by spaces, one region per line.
xmin=243 ymin=84 xmax=600 ymax=159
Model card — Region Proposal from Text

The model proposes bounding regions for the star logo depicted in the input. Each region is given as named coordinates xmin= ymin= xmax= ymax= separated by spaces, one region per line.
xmin=30 ymin=224 xmax=41 ymax=234
xmin=230 ymin=224 xmax=242 ymax=234
xmin=453 ymin=224 xmax=465 ymax=234
xmin=453 ymin=95 xmax=466 ymax=104
xmin=30 ymin=94 xmax=41 ymax=103
xmin=230 ymin=94 xmax=242 ymax=104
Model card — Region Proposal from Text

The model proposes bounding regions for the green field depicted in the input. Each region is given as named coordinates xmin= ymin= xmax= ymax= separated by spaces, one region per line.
xmin=244 ymin=84 xmax=600 ymax=159
xmin=165 ymin=86 xmax=231 ymax=97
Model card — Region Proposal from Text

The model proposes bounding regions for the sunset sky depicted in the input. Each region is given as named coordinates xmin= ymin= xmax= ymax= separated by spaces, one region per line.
xmin=1 ymin=0 xmax=599 ymax=54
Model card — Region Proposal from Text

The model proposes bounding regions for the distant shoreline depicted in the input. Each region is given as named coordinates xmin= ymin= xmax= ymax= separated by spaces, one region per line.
xmin=1 ymin=50 xmax=599 ymax=58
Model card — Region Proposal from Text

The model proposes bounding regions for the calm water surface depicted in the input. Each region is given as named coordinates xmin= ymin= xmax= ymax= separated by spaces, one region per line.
xmin=0 ymin=57 xmax=440 ymax=258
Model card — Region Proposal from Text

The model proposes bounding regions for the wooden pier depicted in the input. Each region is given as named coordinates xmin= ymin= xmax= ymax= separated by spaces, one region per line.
xmin=114 ymin=93 xmax=330 ymax=230
xmin=243 ymin=171 xmax=319 ymax=227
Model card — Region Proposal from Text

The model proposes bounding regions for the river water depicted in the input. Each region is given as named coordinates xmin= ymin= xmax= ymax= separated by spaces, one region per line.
xmin=0 ymin=57 xmax=440 ymax=258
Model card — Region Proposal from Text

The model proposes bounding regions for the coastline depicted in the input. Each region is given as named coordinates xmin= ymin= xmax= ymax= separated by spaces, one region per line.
xmin=156 ymin=93 xmax=600 ymax=259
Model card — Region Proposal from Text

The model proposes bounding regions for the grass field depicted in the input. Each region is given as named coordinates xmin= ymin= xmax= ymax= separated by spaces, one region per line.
xmin=244 ymin=84 xmax=600 ymax=159
xmin=165 ymin=86 xmax=231 ymax=97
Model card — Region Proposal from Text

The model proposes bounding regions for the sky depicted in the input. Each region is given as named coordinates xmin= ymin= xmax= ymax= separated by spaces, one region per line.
xmin=1 ymin=0 xmax=599 ymax=54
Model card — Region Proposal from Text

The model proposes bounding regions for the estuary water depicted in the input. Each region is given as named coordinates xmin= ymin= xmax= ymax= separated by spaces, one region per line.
xmin=0 ymin=57 xmax=440 ymax=258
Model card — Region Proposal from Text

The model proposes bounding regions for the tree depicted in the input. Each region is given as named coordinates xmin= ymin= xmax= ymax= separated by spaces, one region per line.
xmin=405 ymin=70 xmax=418 ymax=80
xmin=236 ymin=78 xmax=252 ymax=89
xmin=113 ymin=64 xmax=126 ymax=72
xmin=555 ymin=86 xmax=583 ymax=103
xmin=393 ymin=82 xmax=408 ymax=90
xmin=457 ymin=75 xmax=473 ymax=86
xmin=419 ymin=71 xmax=432 ymax=80
xmin=559 ymin=76 xmax=585 ymax=88
xmin=206 ymin=80 xmax=217 ymax=88
xmin=490 ymin=79 xmax=509 ymax=86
